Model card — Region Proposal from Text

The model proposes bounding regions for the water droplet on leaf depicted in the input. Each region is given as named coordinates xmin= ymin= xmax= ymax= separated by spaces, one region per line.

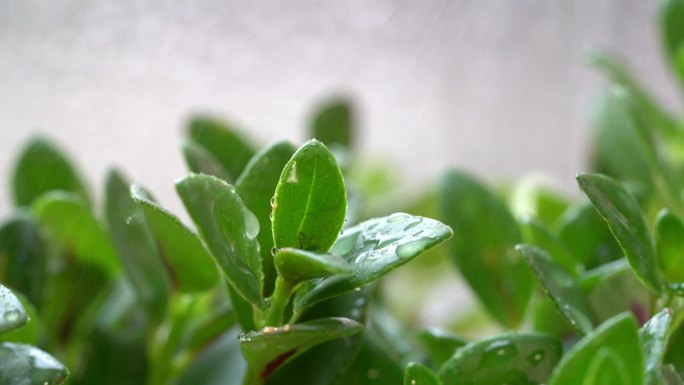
xmin=243 ymin=208 xmax=260 ymax=240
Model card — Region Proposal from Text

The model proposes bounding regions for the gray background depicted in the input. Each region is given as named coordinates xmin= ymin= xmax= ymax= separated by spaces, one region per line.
xmin=0 ymin=0 xmax=680 ymax=218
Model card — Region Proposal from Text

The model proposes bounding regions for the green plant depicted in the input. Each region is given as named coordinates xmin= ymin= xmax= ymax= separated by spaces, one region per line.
xmin=0 ymin=99 xmax=454 ymax=385
xmin=4 ymin=2 xmax=684 ymax=384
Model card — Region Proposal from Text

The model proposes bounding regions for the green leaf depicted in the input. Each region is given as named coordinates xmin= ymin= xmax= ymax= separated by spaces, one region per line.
xmin=583 ymin=260 xmax=651 ymax=325
xmin=0 ymin=290 xmax=40 ymax=344
xmin=177 ymin=174 xmax=264 ymax=307
xmin=236 ymin=141 xmax=297 ymax=296
xmin=520 ymin=216 xmax=579 ymax=275
xmin=105 ymin=170 xmax=170 ymax=323
xmin=12 ymin=137 xmax=89 ymax=207
xmin=656 ymin=209 xmax=684 ymax=287
xmin=663 ymin=364 xmax=684 ymax=385
xmin=131 ymin=184 xmax=220 ymax=293
xmin=590 ymin=52 xmax=680 ymax=140
xmin=661 ymin=0 xmax=684 ymax=83
xmin=309 ymin=98 xmax=354 ymax=149
xmin=0 ymin=284 xmax=28 ymax=334
xmin=438 ymin=169 xmax=533 ymax=327
xmin=266 ymin=288 xmax=370 ymax=385
xmin=581 ymin=348 xmax=630 ymax=385
xmin=32 ymin=192 xmax=121 ymax=277
xmin=187 ymin=116 xmax=256 ymax=182
xmin=178 ymin=328 xmax=247 ymax=385
xmin=182 ymin=140 xmax=231 ymax=181
xmin=404 ymin=362 xmax=442 ymax=385
xmin=577 ymin=173 xmax=662 ymax=292
xmin=0 ymin=213 xmax=47 ymax=308
xmin=589 ymin=91 xmax=654 ymax=200
xmin=556 ymin=201 xmax=622 ymax=269
xmin=549 ymin=313 xmax=643 ymax=385
xmin=272 ymin=139 xmax=346 ymax=253
xmin=437 ymin=332 xmax=562 ymax=385
xmin=294 ymin=213 xmax=452 ymax=311
xmin=227 ymin=282 xmax=256 ymax=331
xmin=415 ymin=328 xmax=467 ymax=370
xmin=337 ymin=332 xmax=405 ymax=385
xmin=516 ymin=245 xmax=594 ymax=335
xmin=641 ymin=309 xmax=673 ymax=385
xmin=274 ymin=248 xmax=352 ymax=284
xmin=0 ymin=342 xmax=69 ymax=385
xmin=73 ymin=326 xmax=147 ymax=385
xmin=239 ymin=317 xmax=362 ymax=382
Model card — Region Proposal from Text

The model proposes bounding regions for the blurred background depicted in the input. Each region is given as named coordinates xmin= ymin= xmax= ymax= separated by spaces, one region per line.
xmin=0 ymin=0 xmax=680 ymax=218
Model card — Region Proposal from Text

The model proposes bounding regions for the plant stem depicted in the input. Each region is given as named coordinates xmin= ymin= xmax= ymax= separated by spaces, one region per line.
xmin=262 ymin=277 xmax=294 ymax=326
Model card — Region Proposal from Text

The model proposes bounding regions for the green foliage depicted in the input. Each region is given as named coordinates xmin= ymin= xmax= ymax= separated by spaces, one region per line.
xmin=6 ymin=4 xmax=684 ymax=382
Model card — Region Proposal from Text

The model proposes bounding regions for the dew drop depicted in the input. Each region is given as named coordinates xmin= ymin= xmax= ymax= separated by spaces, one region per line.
xmin=479 ymin=339 xmax=517 ymax=368
xmin=243 ymin=209 xmax=260 ymax=240
xmin=404 ymin=219 xmax=422 ymax=231
xmin=387 ymin=213 xmax=410 ymax=223
xmin=270 ymin=196 xmax=276 ymax=207
xmin=3 ymin=308 xmax=20 ymax=323
xmin=271 ymin=247 xmax=277 ymax=257
xmin=527 ymin=349 xmax=545 ymax=366
xmin=286 ymin=161 xmax=299 ymax=183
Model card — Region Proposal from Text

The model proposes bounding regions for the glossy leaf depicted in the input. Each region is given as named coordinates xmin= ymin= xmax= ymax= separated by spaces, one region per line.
xmin=239 ymin=317 xmax=362 ymax=382
xmin=416 ymin=328 xmax=467 ymax=370
xmin=0 ymin=213 xmax=47 ymax=307
xmin=520 ymin=216 xmax=578 ymax=275
xmin=32 ymin=191 xmax=121 ymax=277
xmin=404 ymin=362 xmax=442 ymax=385
xmin=12 ymin=137 xmax=89 ymax=207
xmin=549 ymin=313 xmax=643 ymax=385
xmin=577 ymin=173 xmax=662 ymax=292
xmin=272 ymin=139 xmax=346 ymax=253
xmin=641 ymin=309 xmax=673 ymax=385
xmin=656 ymin=209 xmax=684 ymax=287
xmin=131 ymin=184 xmax=220 ymax=292
xmin=437 ymin=332 xmax=562 ymax=385
xmin=274 ymin=248 xmax=352 ymax=284
xmin=177 ymin=174 xmax=264 ymax=308
xmin=182 ymin=140 xmax=230 ymax=181
xmin=267 ymin=288 xmax=370 ymax=385
xmin=0 ymin=291 xmax=40 ymax=344
xmin=438 ymin=169 xmax=533 ymax=327
xmin=0 ymin=342 xmax=68 ymax=385
xmin=105 ymin=170 xmax=169 ymax=323
xmin=310 ymin=98 xmax=354 ymax=149
xmin=294 ymin=213 xmax=452 ymax=311
xmin=581 ymin=348 xmax=629 ymax=385
xmin=556 ymin=201 xmax=622 ymax=269
xmin=236 ymin=141 xmax=297 ymax=296
xmin=187 ymin=116 xmax=256 ymax=181
xmin=0 ymin=284 xmax=28 ymax=334
xmin=516 ymin=245 xmax=594 ymax=335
